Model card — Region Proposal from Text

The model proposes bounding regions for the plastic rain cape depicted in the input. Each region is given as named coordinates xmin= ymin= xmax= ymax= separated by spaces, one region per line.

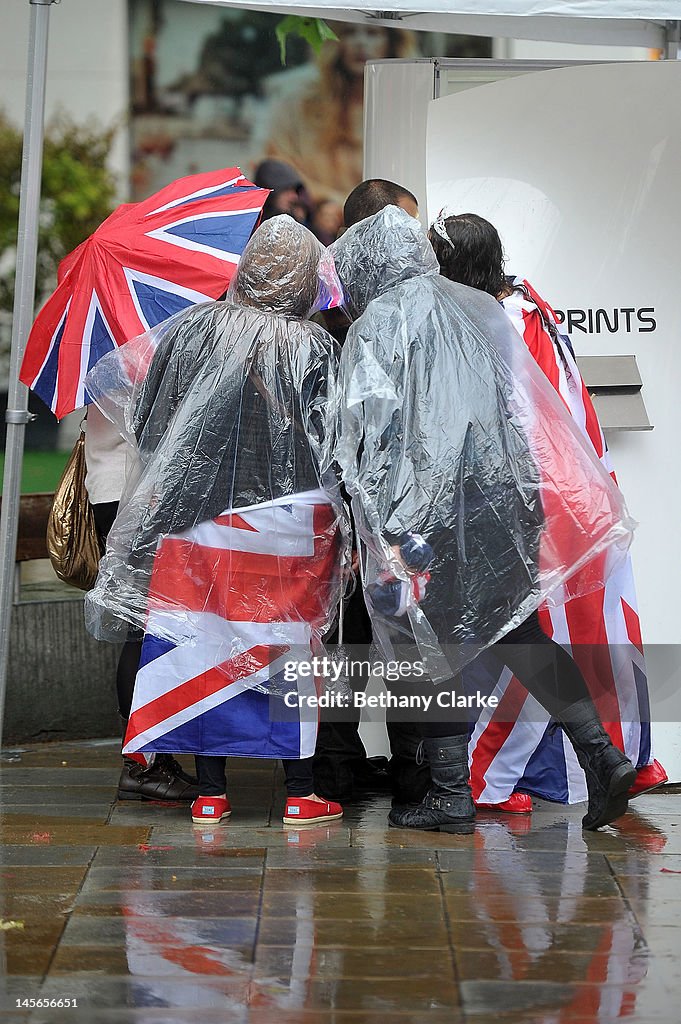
xmin=332 ymin=206 xmax=634 ymax=677
xmin=84 ymin=217 xmax=349 ymax=716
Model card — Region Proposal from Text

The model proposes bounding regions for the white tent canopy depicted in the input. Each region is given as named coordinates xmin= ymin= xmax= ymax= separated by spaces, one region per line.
xmin=183 ymin=0 xmax=681 ymax=48
xmin=1 ymin=0 xmax=680 ymax=746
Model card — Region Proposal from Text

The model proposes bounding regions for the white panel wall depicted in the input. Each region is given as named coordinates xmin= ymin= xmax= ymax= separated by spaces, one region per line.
xmin=496 ymin=36 xmax=651 ymax=61
xmin=364 ymin=60 xmax=437 ymax=215
xmin=427 ymin=61 xmax=681 ymax=776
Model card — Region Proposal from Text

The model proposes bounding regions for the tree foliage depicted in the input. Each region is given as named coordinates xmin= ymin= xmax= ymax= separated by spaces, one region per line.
xmin=0 ymin=111 xmax=118 ymax=316
xmin=275 ymin=16 xmax=338 ymax=64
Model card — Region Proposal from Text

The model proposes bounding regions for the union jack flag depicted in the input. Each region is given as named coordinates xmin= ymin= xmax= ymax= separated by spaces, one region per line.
xmin=465 ymin=821 xmax=650 ymax=1017
xmin=120 ymin=890 xmax=318 ymax=1010
xmin=468 ymin=279 xmax=654 ymax=804
xmin=123 ymin=492 xmax=341 ymax=761
xmin=20 ymin=169 xmax=268 ymax=419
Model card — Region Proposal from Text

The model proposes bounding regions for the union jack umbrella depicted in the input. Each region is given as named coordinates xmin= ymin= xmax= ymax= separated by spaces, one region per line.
xmin=20 ymin=168 xmax=269 ymax=419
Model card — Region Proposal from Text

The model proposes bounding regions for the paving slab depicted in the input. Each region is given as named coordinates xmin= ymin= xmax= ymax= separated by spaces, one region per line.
xmin=1 ymin=738 xmax=680 ymax=1022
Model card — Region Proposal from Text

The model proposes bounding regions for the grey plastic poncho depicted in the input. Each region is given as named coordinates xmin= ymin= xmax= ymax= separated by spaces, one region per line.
xmin=333 ymin=206 xmax=634 ymax=673
xmin=84 ymin=217 xmax=349 ymax=729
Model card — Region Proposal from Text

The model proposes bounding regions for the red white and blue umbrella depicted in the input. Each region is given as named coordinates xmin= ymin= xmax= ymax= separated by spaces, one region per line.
xmin=20 ymin=167 xmax=269 ymax=419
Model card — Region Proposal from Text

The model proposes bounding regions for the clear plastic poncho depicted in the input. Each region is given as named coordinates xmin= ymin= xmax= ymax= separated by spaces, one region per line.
xmin=84 ymin=218 xmax=349 ymax=702
xmin=332 ymin=206 xmax=634 ymax=675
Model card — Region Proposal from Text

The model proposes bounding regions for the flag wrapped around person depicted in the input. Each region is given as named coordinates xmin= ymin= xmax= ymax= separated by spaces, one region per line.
xmin=84 ymin=216 xmax=349 ymax=759
xmin=122 ymin=494 xmax=341 ymax=759
xmin=467 ymin=279 xmax=662 ymax=804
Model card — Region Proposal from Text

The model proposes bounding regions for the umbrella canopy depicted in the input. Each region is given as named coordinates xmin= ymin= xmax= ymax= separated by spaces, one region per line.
xmin=184 ymin=0 xmax=681 ymax=49
xmin=19 ymin=167 xmax=269 ymax=420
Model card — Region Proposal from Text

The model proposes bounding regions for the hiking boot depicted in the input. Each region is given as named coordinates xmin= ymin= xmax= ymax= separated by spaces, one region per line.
xmin=118 ymin=757 xmax=200 ymax=802
xmin=156 ymin=754 xmax=198 ymax=786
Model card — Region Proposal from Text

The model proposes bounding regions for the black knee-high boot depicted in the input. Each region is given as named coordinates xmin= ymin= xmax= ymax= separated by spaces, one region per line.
xmin=559 ymin=698 xmax=636 ymax=830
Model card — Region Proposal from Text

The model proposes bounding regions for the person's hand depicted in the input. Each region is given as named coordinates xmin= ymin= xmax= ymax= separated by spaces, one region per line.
xmin=390 ymin=533 xmax=434 ymax=576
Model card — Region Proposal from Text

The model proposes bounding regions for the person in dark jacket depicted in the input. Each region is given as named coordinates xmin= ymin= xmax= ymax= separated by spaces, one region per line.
xmin=312 ymin=178 xmax=426 ymax=805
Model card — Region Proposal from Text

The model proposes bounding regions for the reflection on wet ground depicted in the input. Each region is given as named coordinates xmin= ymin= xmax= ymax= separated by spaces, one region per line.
xmin=1 ymin=739 xmax=681 ymax=1023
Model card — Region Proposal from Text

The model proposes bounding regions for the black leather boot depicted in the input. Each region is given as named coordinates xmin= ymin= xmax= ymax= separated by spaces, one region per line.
xmin=118 ymin=757 xmax=200 ymax=802
xmin=388 ymin=734 xmax=475 ymax=834
xmin=559 ymin=698 xmax=636 ymax=830
xmin=388 ymin=723 xmax=431 ymax=804
xmin=117 ymin=713 xmax=200 ymax=802
xmin=155 ymin=754 xmax=199 ymax=786
xmin=354 ymin=755 xmax=392 ymax=794
xmin=313 ymin=720 xmax=367 ymax=802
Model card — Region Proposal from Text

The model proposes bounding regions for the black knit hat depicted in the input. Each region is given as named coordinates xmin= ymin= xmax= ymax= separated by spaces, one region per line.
xmin=253 ymin=159 xmax=304 ymax=193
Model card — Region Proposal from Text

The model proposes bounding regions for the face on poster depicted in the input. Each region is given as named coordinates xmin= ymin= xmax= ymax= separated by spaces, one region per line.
xmin=128 ymin=0 xmax=490 ymax=210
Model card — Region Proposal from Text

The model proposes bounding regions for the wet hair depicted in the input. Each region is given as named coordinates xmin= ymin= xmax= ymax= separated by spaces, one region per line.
xmin=428 ymin=213 xmax=506 ymax=298
xmin=343 ymin=179 xmax=418 ymax=228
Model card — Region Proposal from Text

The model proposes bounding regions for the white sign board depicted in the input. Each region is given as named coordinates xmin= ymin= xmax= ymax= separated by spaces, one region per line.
xmin=427 ymin=61 xmax=681 ymax=770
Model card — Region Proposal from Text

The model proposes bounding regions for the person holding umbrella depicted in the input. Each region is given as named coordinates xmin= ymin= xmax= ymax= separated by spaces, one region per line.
xmin=84 ymin=216 xmax=348 ymax=827
xmin=253 ymin=159 xmax=312 ymax=224
xmin=20 ymin=168 xmax=269 ymax=802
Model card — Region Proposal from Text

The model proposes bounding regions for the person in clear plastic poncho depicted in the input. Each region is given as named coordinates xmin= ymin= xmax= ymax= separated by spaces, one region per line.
xmin=428 ymin=210 xmax=667 ymax=815
xmin=85 ymin=216 xmax=349 ymax=827
xmin=332 ymin=205 xmax=637 ymax=834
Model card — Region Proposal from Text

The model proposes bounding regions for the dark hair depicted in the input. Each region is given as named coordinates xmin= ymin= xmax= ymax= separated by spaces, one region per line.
xmin=428 ymin=213 xmax=506 ymax=298
xmin=343 ymin=179 xmax=418 ymax=228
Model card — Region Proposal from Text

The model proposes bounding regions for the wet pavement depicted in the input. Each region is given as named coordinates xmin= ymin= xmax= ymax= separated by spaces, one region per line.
xmin=1 ymin=740 xmax=681 ymax=1023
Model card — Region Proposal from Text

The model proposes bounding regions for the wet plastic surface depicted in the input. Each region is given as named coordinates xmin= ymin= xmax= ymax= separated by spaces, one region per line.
xmin=333 ymin=206 xmax=634 ymax=674
xmin=2 ymin=738 xmax=681 ymax=1022
xmin=84 ymin=215 xmax=347 ymax=652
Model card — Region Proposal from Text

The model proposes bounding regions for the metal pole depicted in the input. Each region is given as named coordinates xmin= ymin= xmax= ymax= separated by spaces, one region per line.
xmin=0 ymin=0 xmax=55 ymax=751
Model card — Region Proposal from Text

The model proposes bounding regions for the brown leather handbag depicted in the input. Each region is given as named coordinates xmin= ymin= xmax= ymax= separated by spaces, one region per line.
xmin=46 ymin=431 xmax=103 ymax=591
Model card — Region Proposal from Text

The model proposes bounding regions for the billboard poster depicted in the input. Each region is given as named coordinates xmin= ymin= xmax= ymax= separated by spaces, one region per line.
xmin=128 ymin=0 xmax=490 ymax=210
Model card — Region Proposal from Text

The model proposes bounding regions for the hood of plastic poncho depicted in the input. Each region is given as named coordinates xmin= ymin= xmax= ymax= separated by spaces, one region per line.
xmin=228 ymin=214 xmax=340 ymax=318
xmin=331 ymin=205 xmax=440 ymax=319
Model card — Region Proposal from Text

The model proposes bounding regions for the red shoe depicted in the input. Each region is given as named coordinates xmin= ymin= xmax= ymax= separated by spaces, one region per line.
xmin=628 ymin=759 xmax=668 ymax=799
xmin=283 ymin=796 xmax=343 ymax=825
xmin=476 ymin=792 xmax=533 ymax=814
xmin=191 ymin=795 xmax=232 ymax=824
